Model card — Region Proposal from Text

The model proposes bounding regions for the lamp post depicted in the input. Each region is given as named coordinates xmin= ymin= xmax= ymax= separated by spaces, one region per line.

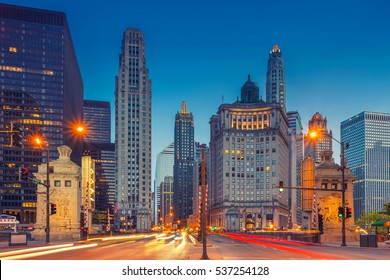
xmin=199 ymin=149 xmax=209 ymax=260
xmin=309 ymin=131 xmax=348 ymax=246
xmin=34 ymin=137 xmax=51 ymax=243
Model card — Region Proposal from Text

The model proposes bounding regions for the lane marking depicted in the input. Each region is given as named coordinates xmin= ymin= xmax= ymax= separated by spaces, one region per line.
xmin=0 ymin=243 xmax=74 ymax=258
xmin=1 ymin=243 xmax=98 ymax=260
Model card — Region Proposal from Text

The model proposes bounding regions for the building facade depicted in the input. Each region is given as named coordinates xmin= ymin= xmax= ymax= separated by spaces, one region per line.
xmin=286 ymin=111 xmax=304 ymax=226
xmin=83 ymin=100 xmax=115 ymax=226
xmin=209 ymin=76 xmax=290 ymax=230
xmin=173 ymin=102 xmax=195 ymax=222
xmin=115 ymin=28 xmax=152 ymax=231
xmin=83 ymin=100 xmax=111 ymax=144
xmin=154 ymin=143 xmax=174 ymax=225
xmin=266 ymin=45 xmax=286 ymax=111
xmin=304 ymin=112 xmax=332 ymax=163
xmin=160 ymin=176 xmax=173 ymax=228
xmin=87 ymin=143 xmax=115 ymax=213
xmin=341 ymin=111 xmax=390 ymax=219
xmin=188 ymin=142 xmax=210 ymax=229
xmin=301 ymin=151 xmax=358 ymax=242
xmin=0 ymin=4 xmax=83 ymax=224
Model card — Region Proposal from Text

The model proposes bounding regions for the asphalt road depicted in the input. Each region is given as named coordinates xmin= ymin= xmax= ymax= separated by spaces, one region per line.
xmin=1 ymin=232 xmax=389 ymax=260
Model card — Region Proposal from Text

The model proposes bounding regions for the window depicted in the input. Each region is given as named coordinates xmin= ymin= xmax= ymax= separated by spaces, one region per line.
xmin=65 ymin=181 xmax=71 ymax=187
xmin=54 ymin=180 xmax=61 ymax=187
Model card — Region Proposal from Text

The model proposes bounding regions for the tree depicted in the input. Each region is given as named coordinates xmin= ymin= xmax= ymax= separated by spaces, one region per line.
xmin=355 ymin=211 xmax=390 ymax=234
xmin=381 ymin=201 xmax=390 ymax=215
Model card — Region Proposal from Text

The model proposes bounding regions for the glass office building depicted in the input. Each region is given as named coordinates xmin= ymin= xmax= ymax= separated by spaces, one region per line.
xmin=83 ymin=100 xmax=115 ymax=216
xmin=0 ymin=4 xmax=83 ymax=223
xmin=341 ymin=111 xmax=390 ymax=219
xmin=83 ymin=100 xmax=111 ymax=144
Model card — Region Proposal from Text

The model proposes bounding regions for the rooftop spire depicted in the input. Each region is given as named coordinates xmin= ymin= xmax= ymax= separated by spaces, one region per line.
xmin=181 ymin=101 xmax=187 ymax=114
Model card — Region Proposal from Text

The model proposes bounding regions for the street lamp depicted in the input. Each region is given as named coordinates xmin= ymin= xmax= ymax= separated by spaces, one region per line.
xmin=33 ymin=125 xmax=85 ymax=243
xmin=309 ymin=130 xmax=349 ymax=246
xmin=34 ymin=136 xmax=51 ymax=244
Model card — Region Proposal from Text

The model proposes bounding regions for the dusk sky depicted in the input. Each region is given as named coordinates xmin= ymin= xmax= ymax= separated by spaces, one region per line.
xmin=3 ymin=0 xmax=390 ymax=175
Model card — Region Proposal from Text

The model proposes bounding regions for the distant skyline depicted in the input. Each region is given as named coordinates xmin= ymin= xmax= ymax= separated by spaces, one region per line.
xmin=2 ymin=0 xmax=390 ymax=171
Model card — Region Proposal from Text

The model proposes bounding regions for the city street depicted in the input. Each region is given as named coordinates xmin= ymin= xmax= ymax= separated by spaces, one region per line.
xmin=1 ymin=233 xmax=389 ymax=260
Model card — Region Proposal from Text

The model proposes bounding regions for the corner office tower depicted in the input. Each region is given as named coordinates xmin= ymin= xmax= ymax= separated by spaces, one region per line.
xmin=0 ymin=4 xmax=83 ymax=223
xmin=115 ymin=28 xmax=152 ymax=231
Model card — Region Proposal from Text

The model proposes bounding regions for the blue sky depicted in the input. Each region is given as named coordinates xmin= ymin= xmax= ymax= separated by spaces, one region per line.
xmin=3 ymin=0 xmax=390 ymax=173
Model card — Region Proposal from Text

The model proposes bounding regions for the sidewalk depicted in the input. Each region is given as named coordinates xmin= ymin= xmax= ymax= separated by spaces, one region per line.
xmin=322 ymin=241 xmax=389 ymax=249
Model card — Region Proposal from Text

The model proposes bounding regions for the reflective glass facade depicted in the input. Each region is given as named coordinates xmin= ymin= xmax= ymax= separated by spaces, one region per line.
xmin=154 ymin=143 xmax=174 ymax=224
xmin=341 ymin=112 xmax=390 ymax=219
xmin=83 ymin=100 xmax=111 ymax=144
xmin=0 ymin=4 xmax=83 ymax=223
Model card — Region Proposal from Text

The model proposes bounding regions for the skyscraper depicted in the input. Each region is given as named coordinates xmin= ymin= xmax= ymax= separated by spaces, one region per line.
xmin=190 ymin=142 xmax=210 ymax=229
xmin=115 ymin=28 xmax=152 ymax=230
xmin=173 ymin=102 xmax=195 ymax=222
xmin=0 ymin=4 xmax=83 ymax=223
xmin=304 ymin=112 xmax=332 ymax=163
xmin=83 ymin=100 xmax=111 ymax=144
xmin=83 ymin=100 xmax=115 ymax=216
xmin=209 ymin=76 xmax=290 ymax=230
xmin=266 ymin=44 xmax=286 ymax=111
xmin=286 ymin=111 xmax=304 ymax=226
xmin=341 ymin=111 xmax=390 ymax=219
xmin=154 ymin=143 xmax=174 ymax=224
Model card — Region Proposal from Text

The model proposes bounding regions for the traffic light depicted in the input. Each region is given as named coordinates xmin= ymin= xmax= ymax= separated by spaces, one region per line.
xmin=11 ymin=123 xmax=23 ymax=148
xmin=20 ymin=167 xmax=29 ymax=181
xmin=338 ymin=206 xmax=344 ymax=218
xmin=318 ymin=214 xmax=324 ymax=234
xmin=279 ymin=181 xmax=284 ymax=192
xmin=346 ymin=207 xmax=352 ymax=218
xmin=80 ymin=212 xmax=85 ymax=230
xmin=50 ymin=203 xmax=57 ymax=215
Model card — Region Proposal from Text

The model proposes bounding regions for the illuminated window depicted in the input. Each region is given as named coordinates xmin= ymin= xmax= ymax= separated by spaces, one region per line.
xmin=9 ymin=47 xmax=17 ymax=53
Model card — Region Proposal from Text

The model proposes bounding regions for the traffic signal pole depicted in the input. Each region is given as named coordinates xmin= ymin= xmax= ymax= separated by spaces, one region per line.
xmin=340 ymin=142 xmax=346 ymax=247
xmin=45 ymin=145 xmax=50 ymax=243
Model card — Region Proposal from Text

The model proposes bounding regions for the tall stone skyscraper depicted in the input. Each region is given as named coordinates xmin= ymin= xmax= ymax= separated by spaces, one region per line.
xmin=266 ymin=44 xmax=286 ymax=111
xmin=0 ymin=4 xmax=83 ymax=223
xmin=304 ymin=112 xmax=332 ymax=163
xmin=115 ymin=28 xmax=152 ymax=230
xmin=173 ymin=102 xmax=195 ymax=222
xmin=209 ymin=76 xmax=290 ymax=230
xmin=341 ymin=111 xmax=390 ymax=219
